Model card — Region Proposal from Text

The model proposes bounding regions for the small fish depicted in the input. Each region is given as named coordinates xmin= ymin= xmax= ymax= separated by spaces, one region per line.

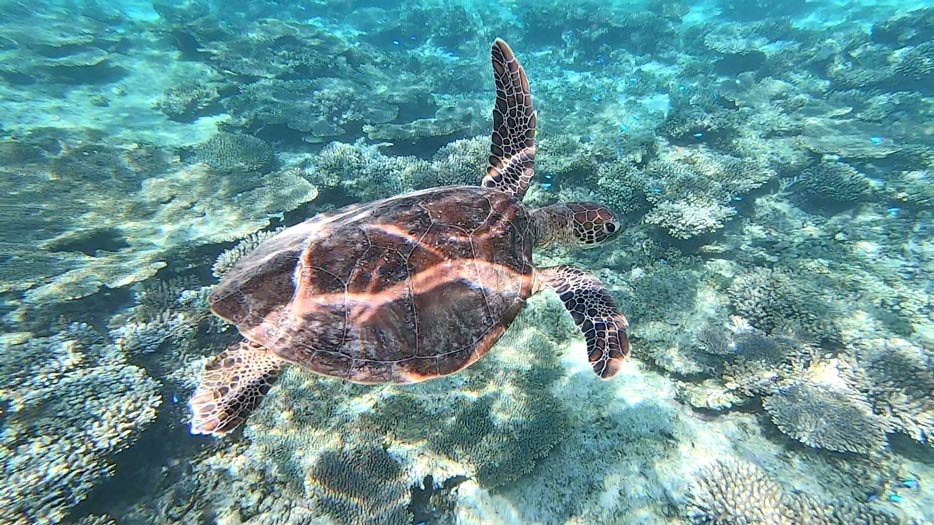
xmin=541 ymin=182 xmax=553 ymax=190
xmin=901 ymin=479 xmax=919 ymax=490
xmin=592 ymin=94 xmax=601 ymax=102
xmin=887 ymin=493 xmax=903 ymax=503
xmin=392 ymin=39 xmax=400 ymax=46
xmin=693 ymin=132 xmax=704 ymax=138
xmin=544 ymin=173 xmax=554 ymax=180
xmin=171 ymin=394 xmax=179 ymax=404
xmin=870 ymin=136 xmax=884 ymax=144
xmin=619 ymin=123 xmax=629 ymax=133
xmin=887 ymin=207 xmax=901 ymax=216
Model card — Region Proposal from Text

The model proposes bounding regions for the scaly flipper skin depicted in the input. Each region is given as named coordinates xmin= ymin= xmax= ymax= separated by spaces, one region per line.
xmin=535 ymin=266 xmax=630 ymax=378
xmin=482 ymin=38 xmax=537 ymax=199
xmin=189 ymin=340 xmax=285 ymax=436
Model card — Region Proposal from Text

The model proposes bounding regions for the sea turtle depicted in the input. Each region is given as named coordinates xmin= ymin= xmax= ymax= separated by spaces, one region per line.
xmin=190 ymin=39 xmax=631 ymax=436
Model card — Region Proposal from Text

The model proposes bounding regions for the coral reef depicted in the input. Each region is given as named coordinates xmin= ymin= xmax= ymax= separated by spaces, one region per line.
xmin=892 ymin=42 xmax=934 ymax=93
xmin=427 ymin=135 xmax=489 ymax=188
xmin=109 ymin=277 xmax=211 ymax=356
xmin=871 ymin=8 xmax=934 ymax=47
xmin=305 ymin=444 xmax=412 ymax=525
xmin=595 ymin=159 xmax=649 ymax=215
xmin=212 ymin=229 xmax=281 ymax=279
xmin=795 ymin=160 xmax=875 ymax=205
xmin=0 ymin=11 xmax=127 ymax=85
xmin=687 ymin=459 xmax=906 ymax=525
xmin=193 ymin=132 xmax=276 ymax=174
xmin=307 ymin=141 xmax=427 ymax=201
xmin=154 ymin=82 xmax=224 ymax=122
xmin=857 ymin=338 xmax=934 ymax=448
xmin=727 ymin=267 xmax=838 ymax=341
xmin=0 ymin=324 xmax=161 ymax=525
xmin=645 ymin=199 xmax=736 ymax=240
xmin=638 ymin=150 xmax=774 ymax=239
xmin=427 ymin=383 xmax=570 ymax=489
xmin=762 ymin=382 xmax=889 ymax=455
xmin=686 ymin=459 xmax=786 ymax=525
xmin=2 ymin=2 xmax=933 ymax=524
xmin=4 ymin=150 xmax=317 ymax=312
xmin=226 ymin=78 xmax=397 ymax=142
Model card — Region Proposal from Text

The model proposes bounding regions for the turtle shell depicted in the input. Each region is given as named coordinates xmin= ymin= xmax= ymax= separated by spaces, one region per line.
xmin=210 ymin=186 xmax=535 ymax=383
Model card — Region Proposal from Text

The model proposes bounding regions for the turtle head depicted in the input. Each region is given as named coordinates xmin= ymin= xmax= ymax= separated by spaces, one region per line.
xmin=531 ymin=202 xmax=620 ymax=248
xmin=567 ymin=203 xmax=620 ymax=247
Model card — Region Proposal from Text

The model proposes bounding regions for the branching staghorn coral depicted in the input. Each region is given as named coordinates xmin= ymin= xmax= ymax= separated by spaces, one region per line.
xmin=702 ymin=21 xmax=772 ymax=56
xmin=721 ymin=329 xmax=814 ymax=398
xmin=595 ymin=159 xmax=649 ymax=215
xmin=639 ymin=150 xmax=774 ymax=239
xmin=194 ymin=132 xmax=276 ymax=174
xmin=155 ymin=82 xmax=223 ymax=122
xmin=686 ymin=459 xmax=786 ymax=525
xmin=427 ymin=385 xmax=570 ymax=489
xmin=308 ymin=141 xmax=428 ymax=201
xmin=427 ymin=135 xmax=489 ymax=188
xmin=657 ymin=105 xmax=742 ymax=147
xmin=762 ymin=381 xmax=890 ymax=455
xmin=535 ymin=134 xmax=604 ymax=182
xmin=856 ymin=338 xmax=934 ymax=448
xmin=645 ymin=199 xmax=737 ymax=240
xmin=794 ymin=160 xmax=875 ymax=204
xmin=305 ymin=444 xmax=412 ymax=525
xmin=727 ymin=267 xmax=838 ymax=342
xmin=110 ymin=277 xmax=212 ymax=356
xmin=892 ymin=42 xmax=934 ymax=92
xmin=226 ymin=78 xmax=397 ymax=141
xmin=0 ymin=324 xmax=161 ymax=525
xmin=686 ymin=459 xmax=905 ymax=525
xmin=212 ymin=228 xmax=282 ymax=279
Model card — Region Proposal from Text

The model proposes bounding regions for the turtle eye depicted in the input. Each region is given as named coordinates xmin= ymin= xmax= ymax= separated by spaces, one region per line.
xmin=605 ymin=222 xmax=617 ymax=234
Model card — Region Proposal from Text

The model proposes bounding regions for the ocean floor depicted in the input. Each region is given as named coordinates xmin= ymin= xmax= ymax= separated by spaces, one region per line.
xmin=0 ymin=1 xmax=932 ymax=525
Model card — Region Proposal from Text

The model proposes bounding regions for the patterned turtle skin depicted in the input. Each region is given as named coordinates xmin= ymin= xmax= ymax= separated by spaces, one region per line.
xmin=190 ymin=39 xmax=631 ymax=436
xmin=210 ymin=185 xmax=536 ymax=384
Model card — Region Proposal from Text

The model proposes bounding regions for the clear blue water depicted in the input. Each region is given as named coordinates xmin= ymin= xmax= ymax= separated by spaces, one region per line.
xmin=1 ymin=1 xmax=932 ymax=524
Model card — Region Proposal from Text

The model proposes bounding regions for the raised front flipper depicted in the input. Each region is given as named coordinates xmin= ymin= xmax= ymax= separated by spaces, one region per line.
xmin=536 ymin=266 xmax=630 ymax=378
xmin=189 ymin=340 xmax=285 ymax=436
xmin=481 ymin=39 xmax=537 ymax=199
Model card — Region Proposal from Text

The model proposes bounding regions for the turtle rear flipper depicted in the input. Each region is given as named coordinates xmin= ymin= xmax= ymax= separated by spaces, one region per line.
xmin=536 ymin=266 xmax=630 ymax=378
xmin=189 ymin=340 xmax=284 ymax=436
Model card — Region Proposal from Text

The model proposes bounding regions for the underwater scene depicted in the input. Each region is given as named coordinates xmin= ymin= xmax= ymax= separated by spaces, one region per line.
xmin=1 ymin=0 xmax=933 ymax=524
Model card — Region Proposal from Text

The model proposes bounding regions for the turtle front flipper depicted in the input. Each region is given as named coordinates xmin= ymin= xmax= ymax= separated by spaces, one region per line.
xmin=535 ymin=266 xmax=630 ymax=379
xmin=189 ymin=340 xmax=285 ymax=436
xmin=482 ymin=39 xmax=537 ymax=200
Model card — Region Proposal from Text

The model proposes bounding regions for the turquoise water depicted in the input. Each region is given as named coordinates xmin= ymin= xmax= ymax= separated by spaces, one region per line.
xmin=1 ymin=0 xmax=932 ymax=524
